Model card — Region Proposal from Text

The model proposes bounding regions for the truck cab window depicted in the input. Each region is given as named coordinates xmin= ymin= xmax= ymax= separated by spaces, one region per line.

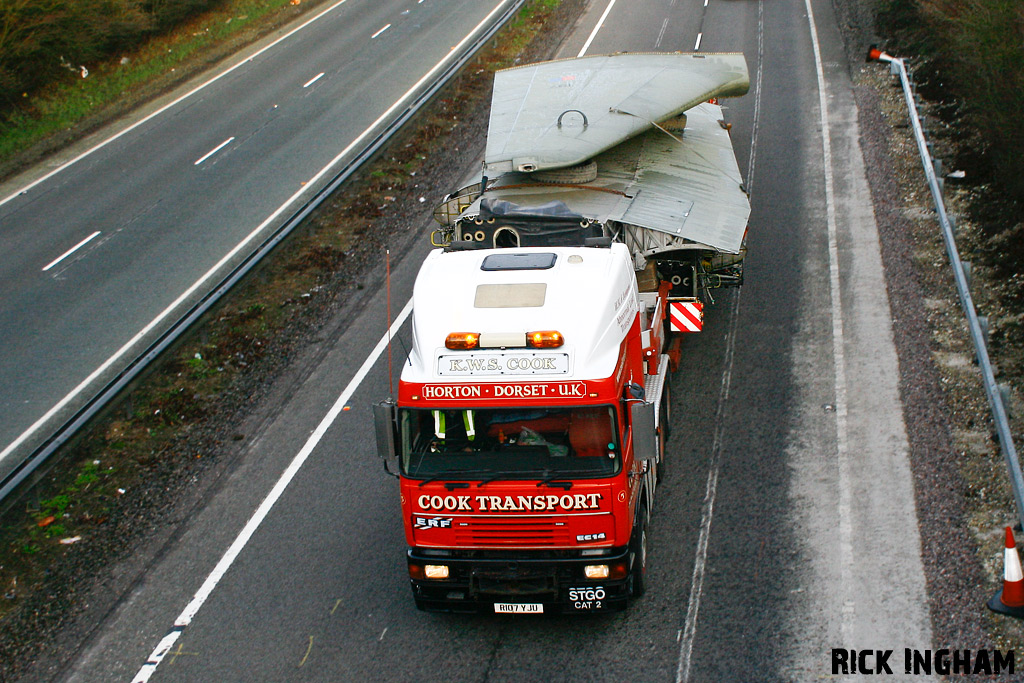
xmin=400 ymin=406 xmax=620 ymax=480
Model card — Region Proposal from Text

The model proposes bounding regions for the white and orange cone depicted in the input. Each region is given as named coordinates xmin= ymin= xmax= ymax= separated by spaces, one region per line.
xmin=987 ymin=526 xmax=1024 ymax=618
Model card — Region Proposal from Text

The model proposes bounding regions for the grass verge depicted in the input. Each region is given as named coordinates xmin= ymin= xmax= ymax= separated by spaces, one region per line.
xmin=0 ymin=0 xmax=333 ymax=179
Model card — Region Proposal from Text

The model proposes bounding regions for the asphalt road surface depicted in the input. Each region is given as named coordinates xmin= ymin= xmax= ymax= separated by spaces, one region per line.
xmin=0 ymin=0 xmax=524 ymax=484
xmin=44 ymin=0 xmax=936 ymax=680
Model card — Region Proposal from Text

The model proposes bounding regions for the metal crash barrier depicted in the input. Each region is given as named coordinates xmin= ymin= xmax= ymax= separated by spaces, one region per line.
xmin=867 ymin=46 xmax=1024 ymax=531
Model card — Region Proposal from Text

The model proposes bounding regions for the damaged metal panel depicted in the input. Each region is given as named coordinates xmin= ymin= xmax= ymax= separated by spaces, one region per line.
xmin=484 ymin=52 xmax=749 ymax=175
xmin=465 ymin=101 xmax=750 ymax=254
xmin=603 ymin=103 xmax=750 ymax=253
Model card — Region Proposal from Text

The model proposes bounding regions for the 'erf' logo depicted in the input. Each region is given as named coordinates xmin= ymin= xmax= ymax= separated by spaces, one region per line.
xmin=413 ymin=516 xmax=452 ymax=530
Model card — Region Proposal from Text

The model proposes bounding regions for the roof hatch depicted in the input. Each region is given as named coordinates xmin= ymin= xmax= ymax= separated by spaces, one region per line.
xmin=480 ymin=253 xmax=557 ymax=271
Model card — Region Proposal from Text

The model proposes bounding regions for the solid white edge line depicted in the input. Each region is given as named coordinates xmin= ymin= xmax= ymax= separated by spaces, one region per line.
xmin=193 ymin=137 xmax=235 ymax=166
xmin=42 ymin=231 xmax=101 ymax=271
xmin=0 ymin=0 xmax=352 ymax=208
xmin=577 ymin=0 xmax=617 ymax=57
xmin=0 ymin=0 xmax=518 ymax=468
xmin=130 ymin=298 xmax=413 ymax=683
xmin=802 ymin=0 xmax=854 ymax=642
xmin=303 ymin=72 xmax=326 ymax=88
xmin=372 ymin=23 xmax=392 ymax=39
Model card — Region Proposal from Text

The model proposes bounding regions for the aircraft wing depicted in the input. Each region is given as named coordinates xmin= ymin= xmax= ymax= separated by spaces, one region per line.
xmin=483 ymin=52 xmax=749 ymax=175
xmin=461 ymin=101 xmax=750 ymax=254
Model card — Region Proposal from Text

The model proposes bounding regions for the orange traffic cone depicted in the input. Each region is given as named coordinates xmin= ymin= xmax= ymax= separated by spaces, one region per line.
xmin=987 ymin=526 xmax=1024 ymax=618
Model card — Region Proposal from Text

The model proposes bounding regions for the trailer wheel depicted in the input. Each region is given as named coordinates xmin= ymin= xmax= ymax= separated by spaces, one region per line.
xmin=656 ymin=384 xmax=671 ymax=482
xmin=630 ymin=510 xmax=649 ymax=598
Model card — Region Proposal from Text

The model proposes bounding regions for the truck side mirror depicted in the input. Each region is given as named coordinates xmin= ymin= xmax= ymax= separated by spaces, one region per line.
xmin=630 ymin=401 xmax=658 ymax=463
xmin=373 ymin=399 xmax=400 ymax=478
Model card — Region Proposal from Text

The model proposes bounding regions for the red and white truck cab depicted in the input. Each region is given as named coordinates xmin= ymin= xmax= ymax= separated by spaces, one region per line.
xmin=375 ymin=242 xmax=670 ymax=613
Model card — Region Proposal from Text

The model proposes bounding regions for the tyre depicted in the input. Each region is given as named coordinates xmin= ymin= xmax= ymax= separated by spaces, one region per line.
xmin=657 ymin=384 xmax=671 ymax=482
xmin=630 ymin=511 xmax=649 ymax=598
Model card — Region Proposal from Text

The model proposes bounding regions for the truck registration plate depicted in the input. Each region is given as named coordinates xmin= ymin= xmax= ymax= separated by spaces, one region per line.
xmin=494 ymin=603 xmax=543 ymax=614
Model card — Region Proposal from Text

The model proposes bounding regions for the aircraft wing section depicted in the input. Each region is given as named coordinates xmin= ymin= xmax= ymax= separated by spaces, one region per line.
xmin=483 ymin=52 xmax=749 ymax=175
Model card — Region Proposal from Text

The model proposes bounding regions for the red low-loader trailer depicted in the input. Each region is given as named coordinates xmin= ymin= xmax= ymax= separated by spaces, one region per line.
xmin=374 ymin=52 xmax=750 ymax=614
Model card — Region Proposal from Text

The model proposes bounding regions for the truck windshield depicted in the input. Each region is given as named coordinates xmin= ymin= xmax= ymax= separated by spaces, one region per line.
xmin=398 ymin=406 xmax=620 ymax=480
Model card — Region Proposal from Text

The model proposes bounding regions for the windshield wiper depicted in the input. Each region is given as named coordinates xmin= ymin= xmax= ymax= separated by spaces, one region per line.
xmin=536 ymin=469 xmax=573 ymax=490
xmin=416 ymin=468 xmax=496 ymax=487
xmin=471 ymin=469 xmax=574 ymax=489
xmin=472 ymin=468 xmax=547 ymax=487
xmin=567 ymin=468 xmax=614 ymax=477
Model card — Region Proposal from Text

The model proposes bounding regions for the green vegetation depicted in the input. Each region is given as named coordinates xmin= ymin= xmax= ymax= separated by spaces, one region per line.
xmin=877 ymin=0 xmax=1024 ymax=206
xmin=0 ymin=0 xmax=241 ymax=106
xmin=874 ymin=0 xmax=1024 ymax=373
xmin=0 ymin=0 xmax=318 ymax=166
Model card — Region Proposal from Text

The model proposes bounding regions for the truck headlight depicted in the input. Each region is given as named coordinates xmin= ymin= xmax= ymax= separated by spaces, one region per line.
xmin=424 ymin=564 xmax=450 ymax=579
xmin=584 ymin=564 xmax=609 ymax=579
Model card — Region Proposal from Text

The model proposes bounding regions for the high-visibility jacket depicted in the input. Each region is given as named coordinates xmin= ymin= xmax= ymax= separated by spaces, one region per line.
xmin=432 ymin=410 xmax=475 ymax=441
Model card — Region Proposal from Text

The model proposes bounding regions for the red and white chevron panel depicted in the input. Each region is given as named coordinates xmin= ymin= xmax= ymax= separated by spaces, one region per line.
xmin=669 ymin=301 xmax=704 ymax=332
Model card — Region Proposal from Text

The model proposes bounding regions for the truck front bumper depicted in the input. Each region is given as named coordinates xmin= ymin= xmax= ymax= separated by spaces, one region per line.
xmin=407 ymin=547 xmax=632 ymax=614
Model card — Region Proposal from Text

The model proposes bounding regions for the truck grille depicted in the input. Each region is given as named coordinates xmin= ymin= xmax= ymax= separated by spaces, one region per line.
xmin=455 ymin=516 xmax=570 ymax=546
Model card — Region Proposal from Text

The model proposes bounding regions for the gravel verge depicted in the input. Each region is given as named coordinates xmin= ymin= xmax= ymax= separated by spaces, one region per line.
xmin=835 ymin=0 xmax=1024 ymax=672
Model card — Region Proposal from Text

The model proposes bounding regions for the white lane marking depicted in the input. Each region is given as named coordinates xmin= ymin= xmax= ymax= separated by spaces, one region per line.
xmin=675 ymin=3 xmax=764 ymax=676
xmin=193 ymin=137 xmax=235 ymax=166
xmin=655 ymin=18 xmax=669 ymax=48
xmin=371 ymin=23 xmax=391 ymax=39
xmin=0 ymin=0 xmax=519 ymax=468
xmin=746 ymin=0 xmax=765 ymax=191
xmin=803 ymin=0 xmax=853 ymax=642
xmin=577 ymin=0 xmax=617 ymax=57
xmin=694 ymin=32 xmax=703 ymax=51
xmin=130 ymin=298 xmax=413 ymax=683
xmin=303 ymin=72 xmax=325 ymax=88
xmin=42 ymin=231 xmax=101 ymax=271
xmin=675 ymin=292 xmax=741 ymax=683
xmin=0 ymin=0 xmax=353 ymax=208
